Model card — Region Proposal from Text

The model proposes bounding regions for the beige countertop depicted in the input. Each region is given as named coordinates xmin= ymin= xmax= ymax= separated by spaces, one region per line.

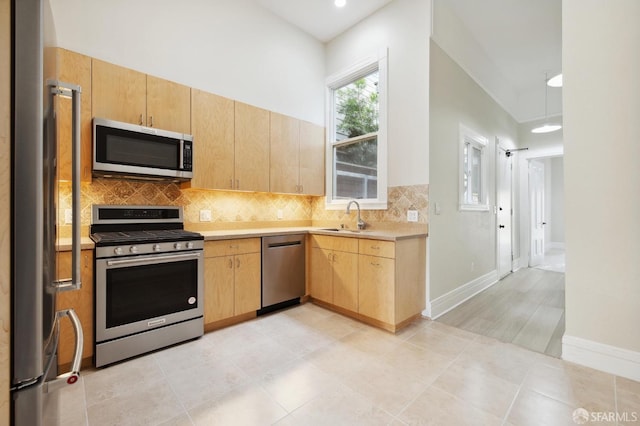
xmin=56 ymin=237 xmax=95 ymax=251
xmin=55 ymin=227 xmax=428 ymax=251
xmin=199 ymin=226 xmax=427 ymax=242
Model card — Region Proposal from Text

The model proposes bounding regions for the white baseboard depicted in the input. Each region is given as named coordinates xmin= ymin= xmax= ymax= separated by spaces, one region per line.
xmin=427 ymin=270 xmax=498 ymax=320
xmin=547 ymin=242 xmax=565 ymax=250
xmin=512 ymin=257 xmax=522 ymax=272
xmin=562 ymin=335 xmax=640 ymax=382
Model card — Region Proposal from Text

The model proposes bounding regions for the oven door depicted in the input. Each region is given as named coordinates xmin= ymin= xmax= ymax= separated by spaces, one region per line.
xmin=95 ymin=250 xmax=203 ymax=342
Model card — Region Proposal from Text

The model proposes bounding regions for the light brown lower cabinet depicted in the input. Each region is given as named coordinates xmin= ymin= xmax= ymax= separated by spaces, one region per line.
xmin=55 ymin=250 xmax=94 ymax=370
xmin=309 ymin=235 xmax=358 ymax=311
xmin=204 ymin=238 xmax=261 ymax=328
xmin=358 ymin=254 xmax=395 ymax=324
xmin=310 ymin=234 xmax=426 ymax=332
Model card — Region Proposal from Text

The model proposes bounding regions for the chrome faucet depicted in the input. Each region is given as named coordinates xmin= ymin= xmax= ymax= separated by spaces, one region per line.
xmin=346 ymin=200 xmax=366 ymax=230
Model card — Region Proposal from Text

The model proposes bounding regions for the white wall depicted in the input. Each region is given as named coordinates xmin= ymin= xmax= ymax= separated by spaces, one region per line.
xmin=431 ymin=0 xmax=519 ymax=122
xmin=563 ymin=0 xmax=640 ymax=380
xmin=49 ymin=0 xmax=326 ymax=125
xmin=325 ymin=0 xmax=431 ymax=187
xmin=429 ymin=40 xmax=519 ymax=306
xmin=548 ymin=157 xmax=564 ymax=244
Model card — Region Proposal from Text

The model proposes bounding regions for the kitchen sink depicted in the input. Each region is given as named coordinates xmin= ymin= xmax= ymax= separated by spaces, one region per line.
xmin=319 ymin=228 xmax=365 ymax=233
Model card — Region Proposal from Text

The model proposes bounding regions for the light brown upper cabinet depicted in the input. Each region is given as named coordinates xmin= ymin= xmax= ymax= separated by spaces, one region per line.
xmin=92 ymin=59 xmax=146 ymax=126
xmin=56 ymin=48 xmax=92 ymax=182
xmin=234 ymin=102 xmax=270 ymax=193
xmin=270 ymin=112 xmax=300 ymax=194
xmin=146 ymin=75 xmax=191 ymax=134
xmin=270 ymin=113 xmax=325 ymax=195
xmin=299 ymin=121 xmax=325 ymax=196
xmin=185 ymin=89 xmax=235 ymax=190
xmin=92 ymin=59 xmax=190 ymax=134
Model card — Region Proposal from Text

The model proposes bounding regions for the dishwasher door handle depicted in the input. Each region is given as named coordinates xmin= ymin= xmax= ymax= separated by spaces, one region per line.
xmin=267 ymin=241 xmax=302 ymax=249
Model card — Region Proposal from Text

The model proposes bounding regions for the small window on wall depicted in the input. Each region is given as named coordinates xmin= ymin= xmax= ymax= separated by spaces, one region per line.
xmin=459 ymin=125 xmax=489 ymax=211
xmin=325 ymin=51 xmax=387 ymax=210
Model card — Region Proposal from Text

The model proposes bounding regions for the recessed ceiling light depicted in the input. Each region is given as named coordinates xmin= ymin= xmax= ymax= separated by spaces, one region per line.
xmin=335 ymin=0 xmax=346 ymax=8
xmin=547 ymin=73 xmax=563 ymax=87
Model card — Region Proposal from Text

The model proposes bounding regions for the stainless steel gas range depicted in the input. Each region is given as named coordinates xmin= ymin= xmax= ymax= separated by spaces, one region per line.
xmin=90 ymin=205 xmax=204 ymax=367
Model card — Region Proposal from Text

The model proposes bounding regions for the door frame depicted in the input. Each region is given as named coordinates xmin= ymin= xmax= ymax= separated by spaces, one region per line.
xmin=517 ymin=149 xmax=564 ymax=268
xmin=495 ymin=139 xmax=513 ymax=279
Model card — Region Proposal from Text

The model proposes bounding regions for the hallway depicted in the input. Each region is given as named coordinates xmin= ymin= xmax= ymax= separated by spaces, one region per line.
xmin=437 ymin=267 xmax=565 ymax=358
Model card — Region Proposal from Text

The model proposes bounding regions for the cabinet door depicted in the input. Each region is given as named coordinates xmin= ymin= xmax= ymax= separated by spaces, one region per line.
xmin=56 ymin=48 xmax=92 ymax=182
xmin=332 ymin=251 xmax=358 ymax=312
xmin=146 ymin=75 xmax=191 ymax=134
xmin=270 ymin=112 xmax=300 ymax=194
xmin=299 ymin=121 xmax=325 ymax=196
xmin=204 ymin=257 xmax=234 ymax=323
xmin=92 ymin=59 xmax=146 ymax=125
xmin=358 ymin=255 xmax=395 ymax=324
xmin=55 ymin=250 xmax=94 ymax=367
xmin=188 ymin=89 xmax=235 ymax=190
xmin=310 ymin=248 xmax=333 ymax=303
xmin=234 ymin=252 xmax=261 ymax=315
xmin=234 ymin=102 xmax=269 ymax=192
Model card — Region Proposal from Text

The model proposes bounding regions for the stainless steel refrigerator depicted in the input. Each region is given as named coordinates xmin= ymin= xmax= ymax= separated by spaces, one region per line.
xmin=10 ymin=0 xmax=84 ymax=424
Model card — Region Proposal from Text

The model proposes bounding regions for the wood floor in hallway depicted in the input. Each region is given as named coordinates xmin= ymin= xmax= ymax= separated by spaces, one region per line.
xmin=437 ymin=267 xmax=565 ymax=358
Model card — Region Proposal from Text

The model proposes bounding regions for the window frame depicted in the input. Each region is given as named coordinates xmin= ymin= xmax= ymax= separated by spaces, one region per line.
xmin=459 ymin=124 xmax=490 ymax=211
xmin=325 ymin=50 xmax=388 ymax=210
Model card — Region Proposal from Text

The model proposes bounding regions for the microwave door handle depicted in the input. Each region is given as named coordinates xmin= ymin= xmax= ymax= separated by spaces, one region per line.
xmin=50 ymin=81 xmax=82 ymax=292
xmin=179 ymin=139 xmax=185 ymax=170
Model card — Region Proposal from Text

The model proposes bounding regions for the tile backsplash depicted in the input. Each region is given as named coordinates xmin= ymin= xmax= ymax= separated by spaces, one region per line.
xmin=58 ymin=179 xmax=428 ymax=237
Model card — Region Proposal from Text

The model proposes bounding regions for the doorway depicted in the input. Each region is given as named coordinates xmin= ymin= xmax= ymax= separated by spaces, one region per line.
xmin=527 ymin=156 xmax=565 ymax=272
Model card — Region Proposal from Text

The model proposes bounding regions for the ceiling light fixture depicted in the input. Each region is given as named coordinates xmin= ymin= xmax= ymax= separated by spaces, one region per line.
xmin=531 ymin=73 xmax=562 ymax=134
xmin=335 ymin=0 xmax=346 ymax=8
xmin=547 ymin=73 xmax=563 ymax=87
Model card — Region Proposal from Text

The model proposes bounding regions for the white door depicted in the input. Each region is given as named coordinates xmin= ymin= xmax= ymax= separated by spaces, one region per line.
xmin=529 ymin=160 xmax=545 ymax=267
xmin=497 ymin=145 xmax=512 ymax=279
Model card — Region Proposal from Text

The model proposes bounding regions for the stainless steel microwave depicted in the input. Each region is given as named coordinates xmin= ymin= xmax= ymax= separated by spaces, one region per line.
xmin=93 ymin=118 xmax=193 ymax=181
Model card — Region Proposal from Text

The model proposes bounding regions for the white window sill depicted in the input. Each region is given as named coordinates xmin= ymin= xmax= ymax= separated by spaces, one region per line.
xmin=325 ymin=200 xmax=388 ymax=211
xmin=459 ymin=204 xmax=490 ymax=212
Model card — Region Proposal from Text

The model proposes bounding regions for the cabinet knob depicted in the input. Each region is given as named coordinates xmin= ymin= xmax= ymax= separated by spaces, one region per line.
xmin=139 ymin=114 xmax=144 ymax=125
xmin=149 ymin=115 xmax=154 ymax=127
xmin=236 ymin=258 xmax=241 ymax=268
xmin=228 ymin=258 xmax=233 ymax=268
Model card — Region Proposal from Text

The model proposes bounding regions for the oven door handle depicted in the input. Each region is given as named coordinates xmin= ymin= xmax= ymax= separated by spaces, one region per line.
xmin=106 ymin=251 xmax=201 ymax=267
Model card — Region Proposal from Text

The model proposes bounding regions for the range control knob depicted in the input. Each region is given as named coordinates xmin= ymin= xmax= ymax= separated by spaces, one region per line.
xmin=186 ymin=242 xmax=194 ymax=249
xmin=153 ymin=244 xmax=161 ymax=252
xmin=130 ymin=246 xmax=138 ymax=254
xmin=114 ymin=247 xmax=123 ymax=255
xmin=174 ymin=242 xmax=182 ymax=250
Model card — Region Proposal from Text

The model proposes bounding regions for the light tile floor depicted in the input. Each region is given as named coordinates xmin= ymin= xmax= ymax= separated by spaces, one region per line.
xmin=53 ymin=303 xmax=639 ymax=426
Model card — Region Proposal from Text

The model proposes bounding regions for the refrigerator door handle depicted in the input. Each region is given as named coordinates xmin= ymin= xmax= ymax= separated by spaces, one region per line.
xmin=44 ymin=309 xmax=83 ymax=393
xmin=48 ymin=81 xmax=82 ymax=292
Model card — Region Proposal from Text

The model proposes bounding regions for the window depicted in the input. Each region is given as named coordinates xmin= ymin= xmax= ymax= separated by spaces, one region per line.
xmin=459 ymin=125 xmax=489 ymax=211
xmin=325 ymin=52 xmax=387 ymax=209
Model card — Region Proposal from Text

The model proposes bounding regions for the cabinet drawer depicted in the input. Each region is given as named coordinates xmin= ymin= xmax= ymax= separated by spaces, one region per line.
xmin=204 ymin=238 xmax=261 ymax=257
xmin=311 ymin=235 xmax=358 ymax=253
xmin=359 ymin=239 xmax=395 ymax=258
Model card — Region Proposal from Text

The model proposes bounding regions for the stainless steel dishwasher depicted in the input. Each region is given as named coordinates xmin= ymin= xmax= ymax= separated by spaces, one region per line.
xmin=259 ymin=234 xmax=306 ymax=314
